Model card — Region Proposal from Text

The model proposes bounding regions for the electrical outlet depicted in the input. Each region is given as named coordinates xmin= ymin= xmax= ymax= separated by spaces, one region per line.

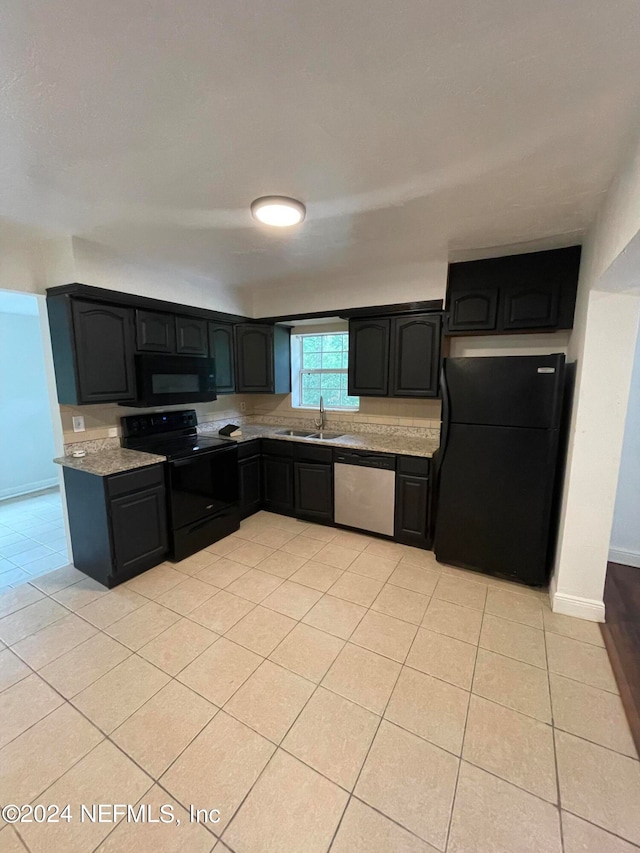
xmin=72 ymin=415 xmax=85 ymax=433
xmin=107 ymin=427 xmax=118 ymax=438
xmin=240 ymin=402 xmax=246 ymax=412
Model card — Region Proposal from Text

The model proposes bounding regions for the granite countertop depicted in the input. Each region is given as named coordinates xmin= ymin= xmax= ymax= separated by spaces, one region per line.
xmin=221 ymin=423 xmax=440 ymax=458
xmin=54 ymin=447 xmax=166 ymax=477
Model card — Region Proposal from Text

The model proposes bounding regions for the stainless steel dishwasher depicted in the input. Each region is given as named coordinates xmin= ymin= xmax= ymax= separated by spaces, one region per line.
xmin=334 ymin=451 xmax=396 ymax=536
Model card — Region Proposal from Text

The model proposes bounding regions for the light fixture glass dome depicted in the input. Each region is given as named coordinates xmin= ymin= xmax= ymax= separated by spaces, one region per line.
xmin=251 ymin=196 xmax=306 ymax=227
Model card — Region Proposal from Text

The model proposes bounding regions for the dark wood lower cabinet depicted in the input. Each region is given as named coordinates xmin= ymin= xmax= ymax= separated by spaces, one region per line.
xmin=262 ymin=451 xmax=295 ymax=514
xmin=294 ymin=461 xmax=333 ymax=522
xmin=239 ymin=440 xmax=433 ymax=549
xmin=238 ymin=442 xmax=262 ymax=519
xmin=63 ymin=463 xmax=168 ymax=588
xmin=110 ymin=485 xmax=168 ymax=575
xmin=394 ymin=456 xmax=431 ymax=549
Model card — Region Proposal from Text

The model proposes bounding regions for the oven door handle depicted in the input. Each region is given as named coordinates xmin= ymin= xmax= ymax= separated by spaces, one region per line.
xmin=169 ymin=445 xmax=237 ymax=468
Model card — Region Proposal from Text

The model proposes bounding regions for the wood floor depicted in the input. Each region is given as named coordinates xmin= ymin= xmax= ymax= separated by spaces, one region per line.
xmin=601 ymin=561 xmax=640 ymax=755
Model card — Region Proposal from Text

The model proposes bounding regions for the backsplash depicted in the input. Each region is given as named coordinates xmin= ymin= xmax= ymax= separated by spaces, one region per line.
xmin=61 ymin=393 xmax=441 ymax=452
xmin=60 ymin=395 xmax=252 ymax=445
xmin=249 ymin=393 xmax=442 ymax=430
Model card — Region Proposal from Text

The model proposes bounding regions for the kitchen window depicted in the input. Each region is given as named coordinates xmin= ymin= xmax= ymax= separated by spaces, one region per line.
xmin=291 ymin=332 xmax=359 ymax=410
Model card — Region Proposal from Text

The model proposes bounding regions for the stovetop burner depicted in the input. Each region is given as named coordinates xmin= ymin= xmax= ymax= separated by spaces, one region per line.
xmin=119 ymin=409 xmax=234 ymax=460
xmin=130 ymin=435 xmax=232 ymax=460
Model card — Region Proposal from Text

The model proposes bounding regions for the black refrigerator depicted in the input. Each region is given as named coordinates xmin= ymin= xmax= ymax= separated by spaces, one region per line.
xmin=432 ymin=353 xmax=570 ymax=586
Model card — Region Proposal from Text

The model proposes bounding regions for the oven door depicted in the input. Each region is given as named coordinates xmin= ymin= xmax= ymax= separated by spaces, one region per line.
xmin=133 ymin=355 xmax=217 ymax=406
xmin=167 ymin=445 xmax=239 ymax=530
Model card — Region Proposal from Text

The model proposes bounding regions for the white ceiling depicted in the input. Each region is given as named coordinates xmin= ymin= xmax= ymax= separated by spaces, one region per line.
xmin=2 ymin=0 xmax=640 ymax=298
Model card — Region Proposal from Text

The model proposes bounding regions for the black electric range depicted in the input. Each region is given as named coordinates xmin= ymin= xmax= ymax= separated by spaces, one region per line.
xmin=121 ymin=410 xmax=240 ymax=560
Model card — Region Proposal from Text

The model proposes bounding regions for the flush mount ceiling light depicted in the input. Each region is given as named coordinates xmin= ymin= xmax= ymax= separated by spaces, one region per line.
xmin=250 ymin=196 xmax=306 ymax=227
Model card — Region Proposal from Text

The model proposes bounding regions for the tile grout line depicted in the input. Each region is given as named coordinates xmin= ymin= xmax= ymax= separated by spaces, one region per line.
xmin=442 ymin=601 xmax=484 ymax=851
xmin=544 ymin=621 xmax=566 ymax=853
xmin=5 ymin=635 xmax=221 ymax=850
xmin=2 ymin=514 xmax=634 ymax=850
xmin=326 ymin=602 xmax=423 ymax=852
xmin=212 ymin=542 xmax=402 ymax=848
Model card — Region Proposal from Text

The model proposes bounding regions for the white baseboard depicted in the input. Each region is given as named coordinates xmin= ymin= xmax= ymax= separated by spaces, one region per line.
xmin=551 ymin=591 xmax=605 ymax=622
xmin=0 ymin=478 xmax=59 ymax=501
xmin=608 ymin=548 xmax=640 ymax=569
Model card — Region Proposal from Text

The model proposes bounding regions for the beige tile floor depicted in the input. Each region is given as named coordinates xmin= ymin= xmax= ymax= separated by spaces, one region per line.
xmin=0 ymin=510 xmax=638 ymax=852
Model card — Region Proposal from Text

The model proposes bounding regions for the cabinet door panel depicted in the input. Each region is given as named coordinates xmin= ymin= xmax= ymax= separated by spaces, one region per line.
xmin=175 ymin=316 xmax=208 ymax=355
xmin=236 ymin=325 xmax=274 ymax=393
xmin=209 ymin=322 xmax=236 ymax=393
xmin=294 ymin=462 xmax=333 ymax=521
xmin=390 ymin=315 xmax=442 ymax=397
xmin=448 ymin=289 xmax=498 ymax=332
xmin=348 ymin=319 xmax=390 ymax=396
xmin=136 ymin=310 xmax=176 ymax=353
xmin=239 ymin=456 xmax=262 ymax=518
xmin=501 ymin=284 xmax=560 ymax=330
xmin=262 ymin=455 xmax=293 ymax=513
xmin=72 ymin=301 xmax=136 ymax=403
xmin=110 ymin=485 xmax=168 ymax=574
xmin=394 ymin=474 xmax=429 ymax=546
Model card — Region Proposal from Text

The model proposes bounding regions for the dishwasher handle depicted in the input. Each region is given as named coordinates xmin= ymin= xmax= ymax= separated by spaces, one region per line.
xmin=334 ymin=452 xmax=395 ymax=470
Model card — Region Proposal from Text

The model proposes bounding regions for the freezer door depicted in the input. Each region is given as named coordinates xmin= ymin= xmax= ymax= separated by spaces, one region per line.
xmin=433 ymin=423 xmax=560 ymax=584
xmin=443 ymin=354 xmax=565 ymax=429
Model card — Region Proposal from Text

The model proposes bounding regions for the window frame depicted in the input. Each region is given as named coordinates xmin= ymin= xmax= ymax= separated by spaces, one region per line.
xmin=291 ymin=331 xmax=359 ymax=412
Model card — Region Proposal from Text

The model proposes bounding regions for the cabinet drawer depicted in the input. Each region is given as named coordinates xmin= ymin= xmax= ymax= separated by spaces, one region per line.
xmin=397 ymin=455 xmax=430 ymax=476
xmin=262 ymin=439 xmax=294 ymax=457
xmin=106 ymin=464 xmax=165 ymax=498
xmin=294 ymin=443 xmax=333 ymax=464
xmin=238 ymin=439 xmax=261 ymax=460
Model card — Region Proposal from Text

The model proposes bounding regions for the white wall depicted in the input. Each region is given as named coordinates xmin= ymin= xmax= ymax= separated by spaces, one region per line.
xmin=609 ymin=323 xmax=640 ymax=567
xmin=0 ymin=296 xmax=58 ymax=499
xmin=449 ymin=331 xmax=570 ymax=358
xmin=551 ymin=127 xmax=640 ymax=620
xmin=73 ymin=238 xmax=251 ymax=317
xmin=249 ymin=261 xmax=448 ymax=317
xmin=0 ymin=217 xmax=76 ymax=295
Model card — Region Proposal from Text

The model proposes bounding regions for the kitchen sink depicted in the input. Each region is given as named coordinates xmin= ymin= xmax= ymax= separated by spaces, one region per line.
xmin=308 ymin=432 xmax=345 ymax=440
xmin=274 ymin=429 xmax=316 ymax=437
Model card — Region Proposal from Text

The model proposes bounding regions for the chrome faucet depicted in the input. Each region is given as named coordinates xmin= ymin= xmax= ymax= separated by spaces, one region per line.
xmin=314 ymin=395 xmax=325 ymax=432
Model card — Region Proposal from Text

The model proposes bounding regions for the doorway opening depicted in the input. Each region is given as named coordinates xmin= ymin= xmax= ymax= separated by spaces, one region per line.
xmin=0 ymin=290 xmax=70 ymax=589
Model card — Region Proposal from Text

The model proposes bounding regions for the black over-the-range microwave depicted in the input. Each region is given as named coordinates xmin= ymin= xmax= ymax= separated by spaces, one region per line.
xmin=126 ymin=354 xmax=217 ymax=407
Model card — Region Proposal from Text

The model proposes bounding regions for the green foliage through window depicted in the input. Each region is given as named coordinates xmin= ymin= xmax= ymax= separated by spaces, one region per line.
xmin=296 ymin=333 xmax=359 ymax=409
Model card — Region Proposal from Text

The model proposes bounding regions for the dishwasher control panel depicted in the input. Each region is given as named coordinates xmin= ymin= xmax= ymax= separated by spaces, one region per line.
xmin=333 ymin=451 xmax=396 ymax=470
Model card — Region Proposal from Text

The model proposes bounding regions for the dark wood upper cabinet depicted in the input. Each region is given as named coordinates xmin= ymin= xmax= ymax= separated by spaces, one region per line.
xmin=446 ymin=246 xmax=581 ymax=335
xmin=348 ymin=318 xmax=390 ymax=396
xmin=447 ymin=288 xmax=498 ymax=332
xmin=390 ymin=314 xmax=442 ymax=397
xmin=175 ymin=316 xmax=208 ymax=355
xmin=348 ymin=314 xmax=442 ymax=398
xmin=235 ymin=324 xmax=291 ymax=394
xmin=135 ymin=310 xmax=176 ymax=353
xmin=67 ymin=300 xmax=136 ymax=404
xmin=208 ymin=322 xmax=236 ymax=394
xmin=501 ymin=283 xmax=559 ymax=330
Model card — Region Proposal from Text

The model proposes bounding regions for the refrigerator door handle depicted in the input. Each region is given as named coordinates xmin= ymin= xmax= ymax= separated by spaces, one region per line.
xmin=430 ymin=360 xmax=450 ymax=541
xmin=433 ymin=360 xmax=450 ymax=477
